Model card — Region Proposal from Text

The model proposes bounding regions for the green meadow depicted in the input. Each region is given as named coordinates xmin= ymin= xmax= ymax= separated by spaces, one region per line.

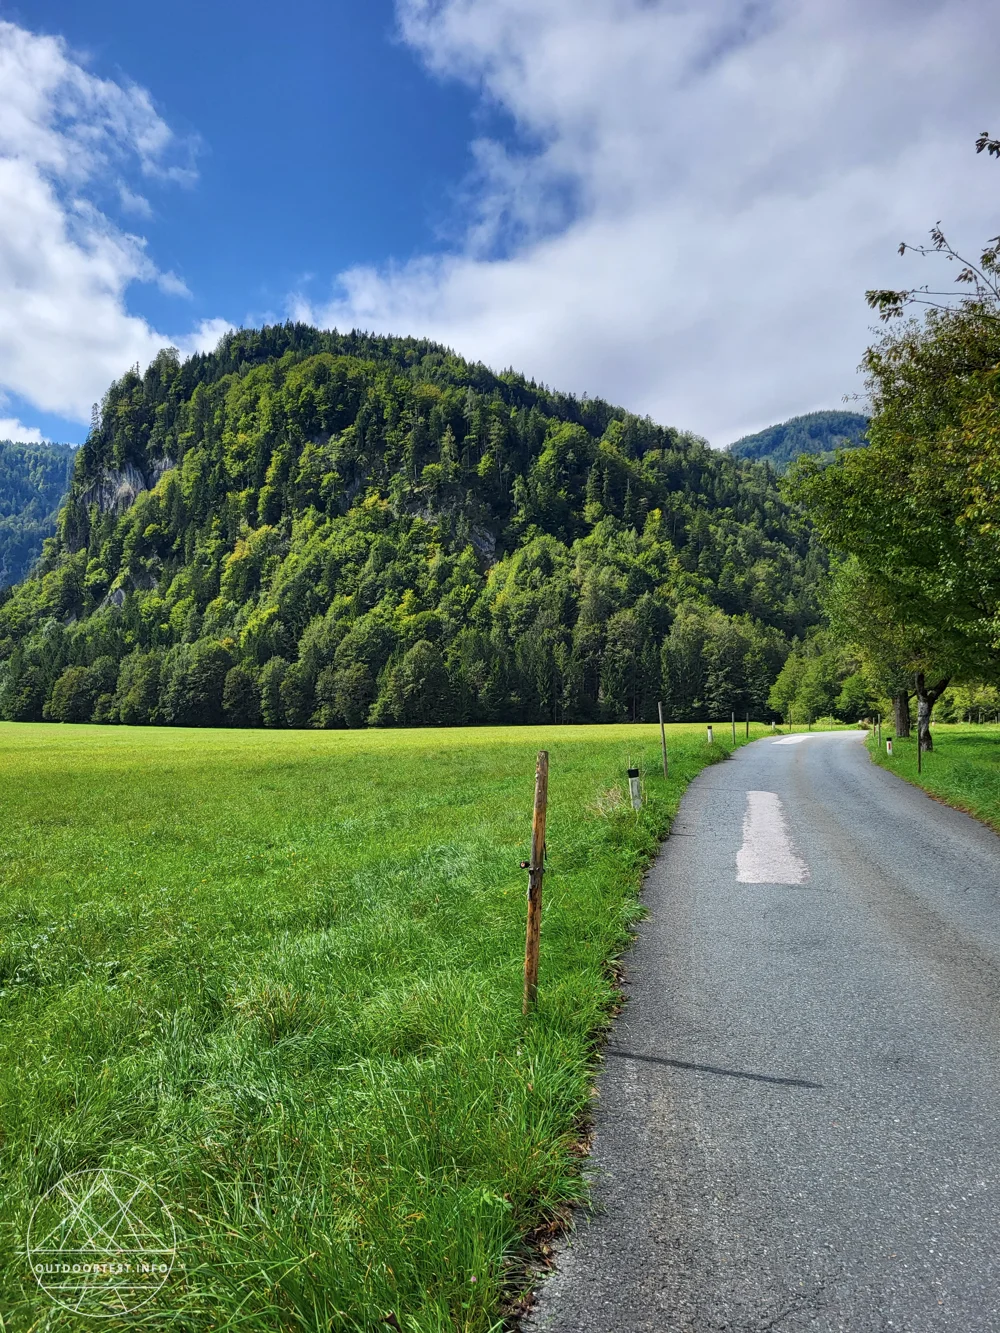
xmin=1 ymin=721 xmax=762 ymax=1331
xmin=869 ymin=723 xmax=1000 ymax=834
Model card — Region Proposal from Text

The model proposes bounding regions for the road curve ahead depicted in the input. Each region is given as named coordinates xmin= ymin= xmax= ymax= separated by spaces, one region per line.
xmin=528 ymin=731 xmax=1000 ymax=1333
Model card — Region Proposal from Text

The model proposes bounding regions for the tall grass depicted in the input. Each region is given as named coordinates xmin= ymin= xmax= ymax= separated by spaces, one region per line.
xmin=868 ymin=722 xmax=1000 ymax=834
xmin=1 ymin=721 xmax=757 ymax=1331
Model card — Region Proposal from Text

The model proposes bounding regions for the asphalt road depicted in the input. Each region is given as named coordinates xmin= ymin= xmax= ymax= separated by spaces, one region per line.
xmin=527 ymin=731 xmax=1000 ymax=1333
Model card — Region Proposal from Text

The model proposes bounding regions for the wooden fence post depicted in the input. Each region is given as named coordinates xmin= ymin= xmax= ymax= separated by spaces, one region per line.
xmin=745 ymin=712 xmax=749 ymax=740
xmin=522 ymin=750 xmax=549 ymax=1015
xmin=731 ymin=711 xmax=736 ymax=744
xmin=657 ymin=702 xmax=668 ymax=778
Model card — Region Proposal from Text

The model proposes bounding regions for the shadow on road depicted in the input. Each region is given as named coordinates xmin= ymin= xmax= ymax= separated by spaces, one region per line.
xmin=605 ymin=1048 xmax=823 ymax=1089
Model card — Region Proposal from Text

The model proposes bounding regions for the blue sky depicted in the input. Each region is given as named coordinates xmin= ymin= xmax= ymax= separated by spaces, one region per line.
xmin=0 ymin=0 xmax=997 ymax=447
xmin=14 ymin=0 xmax=486 ymax=318
xmin=0 ymin=0 xmax=495 ymax=442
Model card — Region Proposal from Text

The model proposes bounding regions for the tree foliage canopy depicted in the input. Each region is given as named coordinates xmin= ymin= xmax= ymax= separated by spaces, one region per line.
xmin=0 ymin=440 xmax=75 ymax=590
xmin=791 ymin=303 xmax=1000 ymax=682
xmin=727 ymin=411 xmax=869 ymax=472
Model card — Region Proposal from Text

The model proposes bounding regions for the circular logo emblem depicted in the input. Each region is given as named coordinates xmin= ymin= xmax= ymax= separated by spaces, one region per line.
xmin=27 ymin=1169 xmax=176 ymax=1318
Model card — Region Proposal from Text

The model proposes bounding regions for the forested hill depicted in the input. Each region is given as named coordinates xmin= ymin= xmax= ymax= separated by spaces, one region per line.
xmin=0 ymin=324 xmax=827 ymax=728
xmin=728 ymin=410 xmax=869 ymax=471
xmin=0 ymin=440 xmax=76 ymax=589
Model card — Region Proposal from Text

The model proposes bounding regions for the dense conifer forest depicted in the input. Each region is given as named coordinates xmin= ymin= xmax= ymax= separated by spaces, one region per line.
xmin=728 ymin=410 xmax=869 ymax=471
xmin=0 ymin=325 xmax=829 ymax=727
xmin=0 ymin=440 xmax=75 ymax=590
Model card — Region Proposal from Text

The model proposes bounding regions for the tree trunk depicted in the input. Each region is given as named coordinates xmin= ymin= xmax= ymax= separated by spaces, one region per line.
xmin=914 ymin=673 xmax=950 ymax=752
xmin=893 ymin=691 xmax=911 ymax=739
xmin=916 ymin=694 xmax=932 ymax=751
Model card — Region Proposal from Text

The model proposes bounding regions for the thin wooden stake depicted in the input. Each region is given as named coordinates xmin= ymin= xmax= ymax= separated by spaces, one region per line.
xmin=657 ymin=702 xmax=668 ymax=778
xmin=522 ymin=750 xmax=549 ymax=1015
xmin=731 ymin=711 xmax=736 ymax=744
xmin=745 ymin=712 xmax=749 ymax=740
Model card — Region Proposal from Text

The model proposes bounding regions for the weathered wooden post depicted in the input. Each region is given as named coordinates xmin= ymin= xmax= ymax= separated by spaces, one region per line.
xmin=657 ymin=702 xmax=668 ymax=779
xmin=731 ymin=711 xmax=737 ymax=744
xmin=522 ymin=750 xmax=549 ymax=1015
xmin=745 ymin=712 xmax=749 ymax=740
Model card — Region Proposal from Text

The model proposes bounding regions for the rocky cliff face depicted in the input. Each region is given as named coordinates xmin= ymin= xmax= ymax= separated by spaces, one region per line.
xmin=79 ymin=458 xmax=175 ymax=516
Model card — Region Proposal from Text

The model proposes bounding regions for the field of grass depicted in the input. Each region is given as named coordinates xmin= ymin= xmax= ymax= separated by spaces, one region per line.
xmin=1 ymin=720 xmax=769 ymax=1332
xmin=868 ymin=722 xmax=1000 ymax=833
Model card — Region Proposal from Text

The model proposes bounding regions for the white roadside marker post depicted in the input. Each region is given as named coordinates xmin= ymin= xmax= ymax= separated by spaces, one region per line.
xmin=706 ymin=724 xmax=714 ymax=744
xmin=628 ymin=767 xmax=642 ymax=811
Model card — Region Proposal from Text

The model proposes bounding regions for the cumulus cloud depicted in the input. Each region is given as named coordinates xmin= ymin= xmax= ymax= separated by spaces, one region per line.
xmin=300 ymin=0 xmax=1000 ymax=443
xmin=0 ymin=416 xmax=47 ymax=443
xmin=174 ymin=317 xmax=239 ymax=358
xmin=0 ymin=21 xmax=227 ymax=427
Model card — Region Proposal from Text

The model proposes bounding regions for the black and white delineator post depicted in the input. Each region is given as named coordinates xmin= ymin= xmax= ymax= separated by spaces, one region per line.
xmin=627 ymin=767 xmax=642 ymax=810
xmin=706 ymin=724 xmax=714 ymax=744
xmin=886 ymin=739 xmax=893 ymax=755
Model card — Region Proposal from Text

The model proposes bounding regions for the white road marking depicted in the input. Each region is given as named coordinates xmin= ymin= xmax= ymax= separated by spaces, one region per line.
xmin=736 ymin=790 xmax=810 ymax=884
xmin=772 ymin=731 xmax=866 ymax=745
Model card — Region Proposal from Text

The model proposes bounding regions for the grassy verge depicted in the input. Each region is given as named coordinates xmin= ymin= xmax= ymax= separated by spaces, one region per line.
xmin=867 ymin=723 xmax=1000 ymax=833
xmin=2 ymin=720 xmax=764 ymax=1332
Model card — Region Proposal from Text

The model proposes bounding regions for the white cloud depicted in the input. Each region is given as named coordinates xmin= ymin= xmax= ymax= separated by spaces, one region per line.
xmin=0 ymin=21 xmax=221 ymax=428
xmin=156 ymin=270 xmax=192 ymax=299
xmin=0 ymin=416 xmax=47 ymax=443
xmin=174 ymin=317 xmax=238 ymax=358
xmin=119 ymin=185 xmax=153 ymax=218
xmin=300 ymin=0 xmax=1000 ymax=443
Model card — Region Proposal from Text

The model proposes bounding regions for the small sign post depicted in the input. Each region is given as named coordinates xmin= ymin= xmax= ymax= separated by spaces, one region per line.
xmin=657 ymin=702 xmax=669 ymax=778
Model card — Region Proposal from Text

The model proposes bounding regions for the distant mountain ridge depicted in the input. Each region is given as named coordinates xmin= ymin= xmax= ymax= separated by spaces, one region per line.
xmin=0 ymin=440 xmax=76 ymax=590
xmin=727 ymin=410 xmax=869 ymax=472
